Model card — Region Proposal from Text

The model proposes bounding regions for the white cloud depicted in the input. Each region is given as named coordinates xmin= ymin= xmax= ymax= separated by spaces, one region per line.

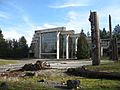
xmin=36 ymin=11 xmax=90 ymax=35
xmin=3 ymin=30 xmax=22 ymax=40
xmin=65 ymin=11 xmax=90 ymax=33
xmin=2 ymin=23 xmax=59 ymax=46
xmin=43 ymin=23 xmax=58 ymax=28
xmin=36 ymin=23 xmax=58 ymax=30
xmin=2 ymin=26 xmax=35 ymax=46
xmin=50 ymin=3 xmax=87 ymax=8
xmin=0 ymin=11 xmax=10 ymax=20
xmin=49 ymin=0 xmax=90 ymax=8
xmin=96 ymin=5 xmax=120 ymax=31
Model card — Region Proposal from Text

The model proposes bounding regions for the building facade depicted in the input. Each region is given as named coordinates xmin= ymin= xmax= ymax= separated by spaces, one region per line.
xmin=30 ymin=27 xmax=79 ymax=59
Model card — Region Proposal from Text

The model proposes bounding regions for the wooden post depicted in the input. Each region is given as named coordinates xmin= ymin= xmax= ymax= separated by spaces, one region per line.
xmin=112 ymin=37 xmax=118 ymax=62
xmin=89 ymin=11 xmax=100 ymax=65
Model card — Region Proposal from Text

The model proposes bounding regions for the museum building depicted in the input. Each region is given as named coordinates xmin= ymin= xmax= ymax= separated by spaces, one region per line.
xmin=30 ymin=27 xmax=80 ymax=59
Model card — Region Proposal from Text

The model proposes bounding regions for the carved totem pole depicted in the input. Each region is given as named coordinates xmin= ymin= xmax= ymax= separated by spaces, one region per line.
xmin=89 ymin=11 xmax=100 ymax=65
xmin=109 ymin=15 xmax=118 ymax=62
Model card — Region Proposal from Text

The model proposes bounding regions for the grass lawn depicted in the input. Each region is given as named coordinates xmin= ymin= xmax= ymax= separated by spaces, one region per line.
xmin=0 ymin=59 xmax=18 ymax=65
xmin=0 ymin=77 xmax=59 ymax=90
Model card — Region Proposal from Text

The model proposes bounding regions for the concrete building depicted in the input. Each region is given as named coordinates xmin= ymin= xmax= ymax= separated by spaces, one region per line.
xmin=30 ymin=27 xmax=80 ymax=59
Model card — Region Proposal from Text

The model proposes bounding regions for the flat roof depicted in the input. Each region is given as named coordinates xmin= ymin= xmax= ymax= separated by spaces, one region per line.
xmin=35 ymin=27 xmax=66 ymax=33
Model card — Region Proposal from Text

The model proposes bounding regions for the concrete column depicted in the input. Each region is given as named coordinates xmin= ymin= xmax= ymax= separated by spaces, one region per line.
xmin=66 ymin=35 xmax=69 ymax=59
xmin=75 ymin=38 xmax=78 ymax=52
xmin=57 ymin=32 xmax=60 ymax=59
xmin=39 ymin=33 xmax=41 ymax=58
xmin=101 ymin=47 xmax=103 ymax=57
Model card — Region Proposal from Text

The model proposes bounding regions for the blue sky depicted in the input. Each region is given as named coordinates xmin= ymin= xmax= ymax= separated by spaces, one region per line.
xmin=0 ymin=0 xmax=120 ymax=45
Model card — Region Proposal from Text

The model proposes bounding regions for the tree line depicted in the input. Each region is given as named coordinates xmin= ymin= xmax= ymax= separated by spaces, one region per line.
xmin=100 ymin=24 xmax=120 ymax=40
xmin=0 ymin=29 xmax=29 ymax=59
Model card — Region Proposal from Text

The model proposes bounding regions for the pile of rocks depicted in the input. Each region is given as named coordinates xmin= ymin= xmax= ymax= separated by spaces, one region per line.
xmin=22 ymin=61 xmax=50 ymax=71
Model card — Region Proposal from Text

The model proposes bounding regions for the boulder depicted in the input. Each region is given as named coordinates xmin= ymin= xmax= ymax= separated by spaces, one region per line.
xmin=67 ymin=80 xmax=80 ymax=89
xmin=0 ymin=82 xmax=8 ymax=90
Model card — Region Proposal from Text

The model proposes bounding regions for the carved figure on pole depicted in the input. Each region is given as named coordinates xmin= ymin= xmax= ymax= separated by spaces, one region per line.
xmin=89 ymin=11 xmax=100 ymax=65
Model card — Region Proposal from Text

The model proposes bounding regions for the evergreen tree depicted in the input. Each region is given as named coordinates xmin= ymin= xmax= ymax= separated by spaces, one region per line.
xmin=0 ymin=28 xmax=29 ymax=58
xmin=87 ymin=31 xmax=90 ymax=38
xmin=77 ymin=30 xmax=90 ymax=59
xmin=18 ymin=36 xmax=28 ymax=58
xmin=0 ymin=29 xmax=8 ymax=58
xmin=6 ymin=39 xmax=13 ymax=57
xmin=12 ymin=39 xmax=19 ymax=58
xmin=113 ymin=24 xmax=120 ymax=40
xmin=100 ymin=28 xmax=109 ymax=39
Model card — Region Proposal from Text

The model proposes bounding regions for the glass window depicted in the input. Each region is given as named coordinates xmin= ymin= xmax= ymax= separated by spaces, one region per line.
xmin=41 ymin=32 xmax=57 ymax=53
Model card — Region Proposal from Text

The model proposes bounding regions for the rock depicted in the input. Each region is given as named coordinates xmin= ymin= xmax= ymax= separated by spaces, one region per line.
xmin=67 ymin=80 xmax=80 ymax=89
xmin=0 ymin=82 xmax=8 ymax=90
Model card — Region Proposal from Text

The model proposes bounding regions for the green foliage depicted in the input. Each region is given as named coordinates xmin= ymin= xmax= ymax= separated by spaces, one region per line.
xmin=0 ymin=30 xmax=8 ymax=58
xmin=87 ymin=31 xmax=90 ymax=38
xmin=0 ymin=29 xmax=29 ymax=59
xmin=18 ymin=36 xmax=29 ymax=58
xmin=113 ymin=24 xmax=120 ymax=40
xmin=77 ymin=30 xmax=90 ymax=59
xmin=100 ymin=28 xmax=109 ymax=39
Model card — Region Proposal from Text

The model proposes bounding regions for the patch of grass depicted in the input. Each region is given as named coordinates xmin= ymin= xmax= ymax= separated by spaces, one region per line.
xmin=0 ymin=59 xmax=18 ymax=65
xmin=0 ymin=77 xmax=59 ymax=90
xmin=0 ymin=70 xmax=120 ymax=90
xmin=33 ymin=68 xmax=120 ymax=90
xmin=84 ymin=61 xmax=120 ymax=72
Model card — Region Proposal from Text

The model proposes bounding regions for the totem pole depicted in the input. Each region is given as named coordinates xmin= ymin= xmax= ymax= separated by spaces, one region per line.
xmin=112 ymin=37 xmax=118 ymax=62
xmin=89 ymin=11 xmax=100 ymax=65
xmin=109 ymin=15 xmax=118 ymax=62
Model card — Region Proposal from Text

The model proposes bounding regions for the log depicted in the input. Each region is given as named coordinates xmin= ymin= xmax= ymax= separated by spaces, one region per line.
xmin=67 ymin=68 xmax=120 ymax=80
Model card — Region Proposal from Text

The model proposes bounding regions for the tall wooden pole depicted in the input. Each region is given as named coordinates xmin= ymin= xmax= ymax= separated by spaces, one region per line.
xmin=109 ymin=15 xmax=112 ymax=59
xmin=109 ymin=15 xmax=112 ymax=40
xmin=112 ymin=37 xmax=118 ymax=62
xmin=89 ymin=11 xmax=100 ymax=65
xmin=109 ymin=15 xmax=118 ymax=62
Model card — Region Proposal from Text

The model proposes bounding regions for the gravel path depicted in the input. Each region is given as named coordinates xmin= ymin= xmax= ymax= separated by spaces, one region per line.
xmin=0 ymin=59 xmax=92 ymax=72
